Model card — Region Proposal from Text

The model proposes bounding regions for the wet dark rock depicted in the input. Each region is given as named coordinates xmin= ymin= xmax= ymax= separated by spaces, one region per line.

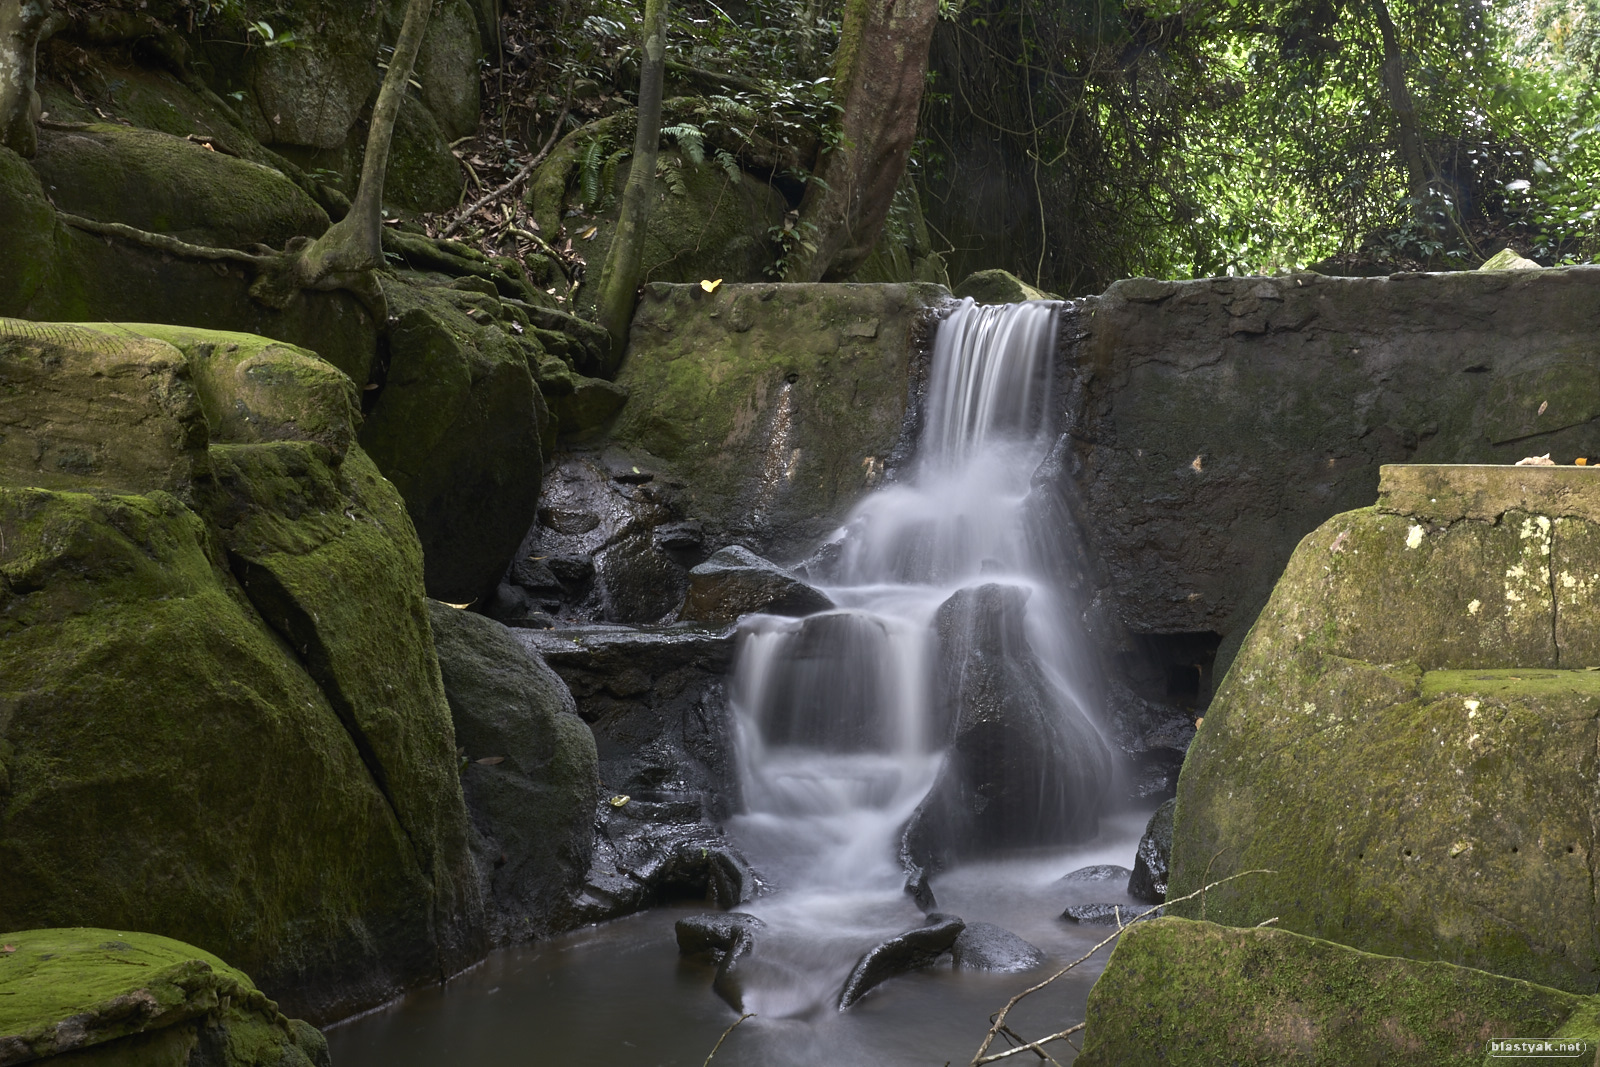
xmin=546 ymin=554 xmax=597 ymax=588
xmin=653 ymin=520 xmax=706 ymax=551
xmin=1062 ymin=903 xmax=1160 ymax=926
xmin=950 ymin=922 xmax=1045 ymax=973
xmin=676 ymin=912 xmax=767 ymax=960
xmin=484 ymin=583 xmax=557 ymax=629
xmin=1128 ymin=799 xmax=1175 ymax=904
xmin=510 ymin=558 xmax=564 ymax=596
xmin=1057 ymin=864 xmax=1133 ymax=886
xmin=428 ymin=603 xmax=599 ymax=946
xmin=903 ymin=864 xmax=938 ymax=912
xmin=838 ymin=914 xmax=966 ymax=1010
xmin=711 ymin=927 xmax=757 ymax=1012
xmin=903 ymin=584 xmax=1115 ymax=870
xmin=539 ymin=506 xmax=602 ymax=535
xmin=521 ymin=624 xmax=748 ymax=925
xmin=681 ymin=545 xmax=836 ymax=624
xmin=1128 ymin=747 xmax=1186 ymax=804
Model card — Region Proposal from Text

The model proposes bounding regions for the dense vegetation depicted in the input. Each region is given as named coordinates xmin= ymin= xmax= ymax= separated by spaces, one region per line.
xmin=521 ymin=0 xmax=1599 ymax=294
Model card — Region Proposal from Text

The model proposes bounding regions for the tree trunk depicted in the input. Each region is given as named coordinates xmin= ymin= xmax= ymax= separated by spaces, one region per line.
xmin=254 ymin=0 xmax=432 ymax=309
xmin=784 ymin=0 xmax=942 ymax=282
xmin=1369 ymin=0 xmax=1429 ymax=197
xmin=595 ymin=0 xmax=668 ymax=366
xmin=0 ymin=0 xmax=50 ymax=158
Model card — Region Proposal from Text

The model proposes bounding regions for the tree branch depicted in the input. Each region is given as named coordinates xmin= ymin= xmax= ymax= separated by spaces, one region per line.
xmin=440 ymin=88 xmax=572 ymax=239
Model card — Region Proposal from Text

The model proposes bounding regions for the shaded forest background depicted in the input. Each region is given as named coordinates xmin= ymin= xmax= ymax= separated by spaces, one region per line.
xmin=507 ymin=0 xmax=1599 ymax=295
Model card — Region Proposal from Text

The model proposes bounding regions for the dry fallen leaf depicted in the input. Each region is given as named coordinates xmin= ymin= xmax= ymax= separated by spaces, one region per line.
xmin=1578 ymin=458 xmax=1589 ymax=466
xmin=1516 ymin=454 xmax=1555 ymax=466
xmin=1190 ymin=455 xmax=1204 ymax=473
xmin=442 ymin=601 xmax=473 ymax=609
xmin=1 ymin=945 xmax=14 ymax=953
xmin=579 ymin=225 xmax=598 ymax=240
xmin=1538 ymin=400 xmax=1549 ymax=415
xmin=609 ymin=794 xmax=631 ymax=808
xmin=474 ymin=756 xmax=506 ymax=766
xmin=701 ymin=278 xmax=723 ymax=293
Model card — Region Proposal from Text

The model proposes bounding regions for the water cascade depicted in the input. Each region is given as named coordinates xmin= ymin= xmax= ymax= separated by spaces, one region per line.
xmin=724 ymin=299 xmax=1117 ymax=1015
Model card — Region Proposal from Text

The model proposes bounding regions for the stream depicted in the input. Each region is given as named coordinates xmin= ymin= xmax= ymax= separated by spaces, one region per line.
xmin=330 ymin=299 xmax=1144 ymax=1065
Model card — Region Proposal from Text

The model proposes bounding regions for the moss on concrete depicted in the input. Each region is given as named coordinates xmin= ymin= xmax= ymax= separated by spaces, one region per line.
xmin=608 ymin=280 xmax=949 ymax=558
xmin=1076 ymin=918 xmax=1590 ymax=1066
xmin=1170 ymin=467 xmax=1600 ymax=994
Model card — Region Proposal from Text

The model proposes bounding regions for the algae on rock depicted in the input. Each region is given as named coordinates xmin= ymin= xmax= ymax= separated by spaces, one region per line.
xmin=1076 ymin=918 xmax=1593 ymax=1066
xmin=1168 ymin=464 xmax=1600 ymax=995
xmin=0 ymin=320 xmax=484 ymax=1023
xmin=0 ymin=927 xmax=330 ymax=1066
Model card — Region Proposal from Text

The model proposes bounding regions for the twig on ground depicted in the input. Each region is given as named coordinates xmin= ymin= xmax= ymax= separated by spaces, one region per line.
xmin=440 ymin=86 xmax=571 ymax=239
xmin=967 ymin=868 xmax=1276 ymax=1066
xmin=702 ymin=1012 xmax=754 ymax=1066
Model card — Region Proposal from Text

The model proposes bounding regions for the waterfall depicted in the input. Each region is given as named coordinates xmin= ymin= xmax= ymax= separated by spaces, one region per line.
xmin=724 ymin=299 xmax=1115 ymax=1014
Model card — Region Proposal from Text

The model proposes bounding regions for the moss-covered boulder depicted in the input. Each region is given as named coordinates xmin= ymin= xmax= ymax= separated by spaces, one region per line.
xmin=31 ymin=125 xmax=329 ymax=251
xmin=951 ymin=268 xmax=1054 ymax=304
xmin=1169 ymin=464 xmax=1600 ymax=994
xmin=0 ymin=321 xmax=483 ymax=1023
xmin=0 ymin=928 xmax=329 ymax=1066
xmin=608 ymin=281 xmax=950 ymax=560
xmin=428 ymin=603 xmax=600 ymax=945
xmin=1076 ymin=918 xmax=1596 ymax=1066
xmin=0 ymin=145 xmax=377 ymax=384
xmin=359 ymin=282 xmax=547 ymax=602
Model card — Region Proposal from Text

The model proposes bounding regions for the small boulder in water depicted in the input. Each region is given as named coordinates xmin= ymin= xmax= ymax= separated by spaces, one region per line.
xmin=680 ymin=545 xmax=834 ymax=624
xmin=676 ymin=912 xmax=767 ymax=960
xmin=1062 ymin=902 xmax=1160 ymax=926
xmin=711 ymin=926 xmax=757 ymax=1012
xmin=950 ymin=922 xmax=1045 ymax=972
xmin=903 ymin=583 xmax=1115 ymax=869
xmin=1056 ymin=864 xmax=1133 ymax=886
xmin=1127 ymin=798 xmax=1175 ymax=904
xmin=838 ymin=914 xmax=966 ymax=1010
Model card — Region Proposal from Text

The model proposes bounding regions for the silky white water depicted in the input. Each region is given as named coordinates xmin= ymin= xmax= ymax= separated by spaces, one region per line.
xmin=724 ymin=298 xmax=1114 ymax=1016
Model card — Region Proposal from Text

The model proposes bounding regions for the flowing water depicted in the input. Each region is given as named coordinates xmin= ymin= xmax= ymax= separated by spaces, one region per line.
xmin=330 ymin=299 xmax=1138 ymax=1064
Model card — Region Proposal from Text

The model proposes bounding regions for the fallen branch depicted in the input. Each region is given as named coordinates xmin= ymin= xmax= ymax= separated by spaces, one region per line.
xmin=979 ymin=1022 xmax=1083 ymax=1064
xmin=702 ymin=1012 xmax=754 ymax=1066
xmin=968 ymin=868 xmax=1276 ymax=1066
xmin=440 ymin=91 xmax=571 ymax=239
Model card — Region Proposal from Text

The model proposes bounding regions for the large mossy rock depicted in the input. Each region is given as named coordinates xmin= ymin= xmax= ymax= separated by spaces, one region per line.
xmin=0 ymin=320 xmax=483 ymax=1023
xmin=0 ymin=146 xmax=377 ymax=383
xmin=1076 ymin=918 xmax=1598 ymax=1066
xmin=359 ymin=282 xmax=548 ymax=603
xmin=1169 ymin=464 xmax=1600 ymax=994
xmin=31 ymin=124 xmax=329 ymax=251
xmin=608 ymin=281 xmax=950 ymax=560
xmin=0 ymin=928 xmax=329 ymax=1066
xmin=428 ymin=602 xmax=600 ymax=945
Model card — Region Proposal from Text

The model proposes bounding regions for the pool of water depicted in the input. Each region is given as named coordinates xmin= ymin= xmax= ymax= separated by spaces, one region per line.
xmin=326 ymin=807 xmax=1154 ymax=1067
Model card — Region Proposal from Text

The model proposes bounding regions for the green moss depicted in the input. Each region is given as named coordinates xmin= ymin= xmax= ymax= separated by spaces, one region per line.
xmin=608 ymin=280 xmax=948 ymax=557
xmin=1076 ymin=918 xmax=1590 ymax=1066
xmin=0 ymin=148 xmax=62 ymax=310
xmin=0 ymin=928 xmax=327 ymax=1066
xmin=0 ymin=486 xmax=432 ymax=1022
xmin=1170 ymin=500 xmax=1600 ymax=993
xmin=383 ymin=97 xmax=463 ymax=214
xmin=358 ymin=282 xmax=544 ymax=601
xmin=31 ymin=124 xmax=329 ymax=251
xmin=90 ymin=323 xmax=363 ymax=453
xmin=0 ymin=320 xmax=208 ymax=494
xmin=951 ymin=268 xmax=1055 ymax=303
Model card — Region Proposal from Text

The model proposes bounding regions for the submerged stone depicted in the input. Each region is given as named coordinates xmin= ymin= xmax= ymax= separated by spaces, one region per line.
xmin=837 ymin=914 xmax=966 ymax=1010
xmin=1062 ymin=903 xmax=1158 ymax=926
xmin=1076 ymin=918 xmax=1596 ymax=1066
xmin=1056 ymin=864 xmax=1133 ymax=886
xmin=675 ymin=913 xmax=767 ymax=960
xmin=950 ymin=922 xmax=1044 ymax=973
xmin=1127 ymin=798 xmax=1175 ymax=904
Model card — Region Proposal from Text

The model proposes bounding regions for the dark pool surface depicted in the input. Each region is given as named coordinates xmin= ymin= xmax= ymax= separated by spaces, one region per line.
xmin=326 ymin=808 xmax=1154 ymax=1067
